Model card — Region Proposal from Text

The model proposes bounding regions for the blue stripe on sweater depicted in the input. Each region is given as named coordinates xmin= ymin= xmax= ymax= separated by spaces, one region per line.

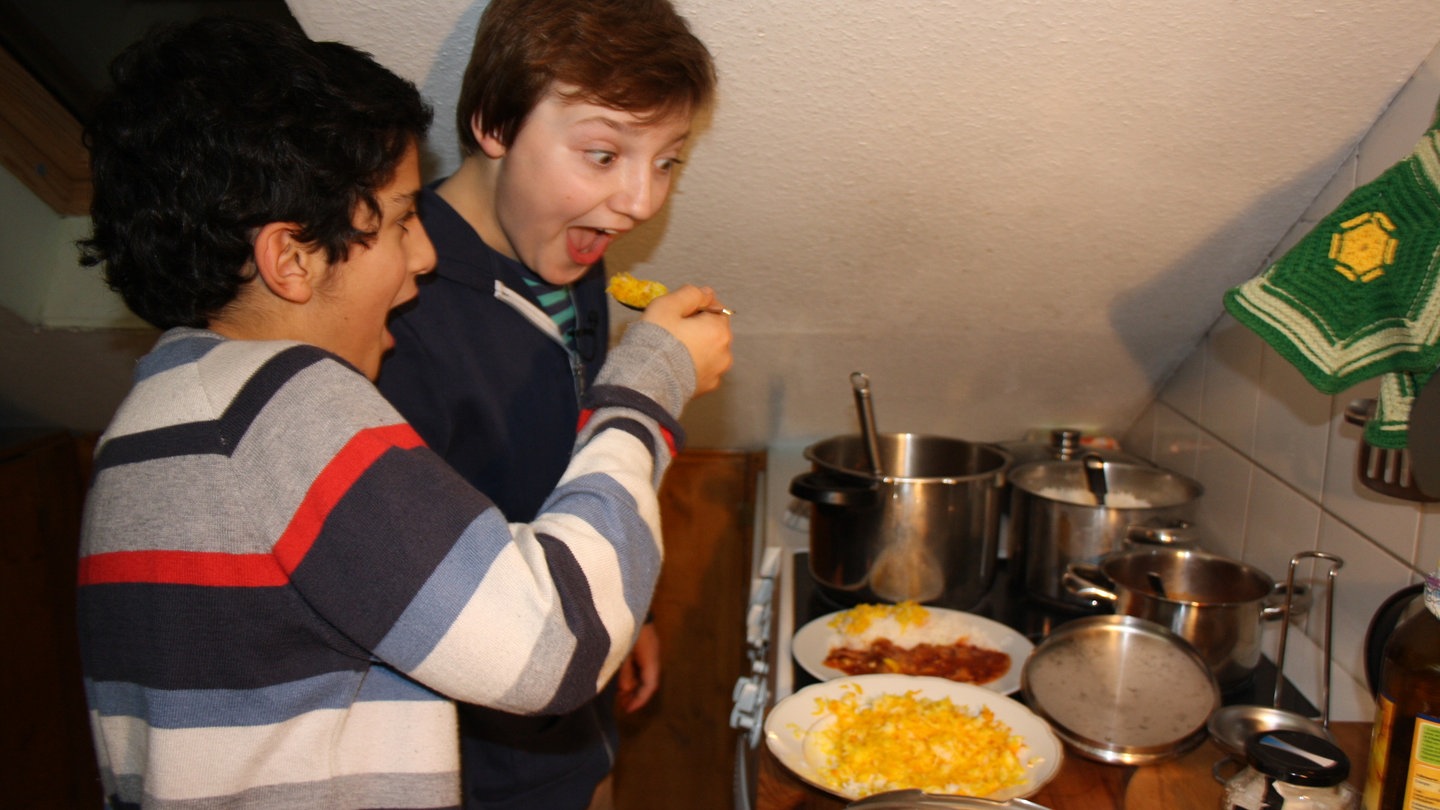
xmin=372 ymin=507 xmax=511 ymax=670
xmin=133 ymin=331 xmax=221 ymax=380
xmin=86 ymin=667 xmax=438 ymax=729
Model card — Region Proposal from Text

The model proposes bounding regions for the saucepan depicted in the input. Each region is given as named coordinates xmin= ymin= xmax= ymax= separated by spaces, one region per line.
xmin=789 ymin=373 xmax=1011 ymax=608
xmin=1063 ymin=546 xmax=1288 ymax=691
xmin=791 ymin=431 xmax=1010 ymax=608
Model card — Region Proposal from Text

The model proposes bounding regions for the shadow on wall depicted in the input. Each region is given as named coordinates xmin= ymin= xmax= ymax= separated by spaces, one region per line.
xmin=1108 ymin=140 xmax=1357 ymax=401
xmin=0 ymin=306 xmax=158 ymax=432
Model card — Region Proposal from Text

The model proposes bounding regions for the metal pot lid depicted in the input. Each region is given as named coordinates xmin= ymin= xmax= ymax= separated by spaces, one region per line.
xmin=1207 ymin=704 xmax=1334 ymax=757
xmin=1008 ymin=459 xmax=1201 ymax=509
xmin=845 ymin=789 xmax=1052 ymax=809
xmin=1021 ymin=615 xmax=1220 ymax=765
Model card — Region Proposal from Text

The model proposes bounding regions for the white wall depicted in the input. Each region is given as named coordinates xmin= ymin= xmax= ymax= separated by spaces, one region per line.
xmin=1121 ymin=44 xmax=1440 ymax=721
xmin=0 ymin=167 xmax=143 ymax=329
xmin=292 ymin=0 xmax=1440 ymax=450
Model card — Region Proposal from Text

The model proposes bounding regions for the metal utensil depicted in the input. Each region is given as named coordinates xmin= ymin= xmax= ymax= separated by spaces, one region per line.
xmin=851 ymin=372 xmax=884 ymax=479
xmin=619 ymin=299 xmax=733 ymax=315
xmin=1146 ymin=570 xmax=1168 ymax=599
xmin=1081 ymin=453 xmax=1108 ymax=506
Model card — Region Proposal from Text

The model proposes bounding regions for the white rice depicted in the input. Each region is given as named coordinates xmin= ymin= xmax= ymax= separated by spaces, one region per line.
xmin=828 ymin=609 xmax=999 ymax=650
xmin=1034 ymin=486 xmax=1153 ymax=509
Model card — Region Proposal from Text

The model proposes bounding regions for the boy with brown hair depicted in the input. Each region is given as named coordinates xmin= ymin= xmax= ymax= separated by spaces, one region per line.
xmin=376 ymin=1 xmax=722 ymax=807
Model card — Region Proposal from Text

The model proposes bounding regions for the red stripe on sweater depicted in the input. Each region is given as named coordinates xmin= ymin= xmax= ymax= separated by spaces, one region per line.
xmin=77 ymin=423 xmax=425 ymax=587
xmin=271 ymin=423 xmax=423 ymax=574
xmin=576 ymin=408 xmax=678 ymax=457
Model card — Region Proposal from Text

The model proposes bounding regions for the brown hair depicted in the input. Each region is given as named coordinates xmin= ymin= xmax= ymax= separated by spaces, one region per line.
xmin=455 ymin=0 xmax=716 ymax=154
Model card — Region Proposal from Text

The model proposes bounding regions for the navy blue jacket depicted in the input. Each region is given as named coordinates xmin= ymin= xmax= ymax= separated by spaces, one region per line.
xmin=379 ymin=184 xmax=610 ymax=522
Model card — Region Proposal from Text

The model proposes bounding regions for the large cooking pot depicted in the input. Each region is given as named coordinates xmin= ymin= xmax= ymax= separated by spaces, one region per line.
xmin=1008 ymin=458 xmax=1202 ymax=609
xmin=1063 ymin=546 xmax=1285 ymax=691
xmin=790 ymin=433 xmax=1009 ymax=608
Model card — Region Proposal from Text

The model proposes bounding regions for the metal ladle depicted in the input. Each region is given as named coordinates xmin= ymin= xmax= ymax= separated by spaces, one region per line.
xmin=850 ymin=371 xmax=883 ymax=479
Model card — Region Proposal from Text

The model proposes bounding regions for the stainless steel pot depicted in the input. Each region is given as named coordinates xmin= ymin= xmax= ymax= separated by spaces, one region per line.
xmin=790 ymin=433 xmax=1010 ymax=608
xmin=1063 ymin=546 xmax=1284 ymax=691
xmin=1007 ymin=458 xmax=1202 ymax=609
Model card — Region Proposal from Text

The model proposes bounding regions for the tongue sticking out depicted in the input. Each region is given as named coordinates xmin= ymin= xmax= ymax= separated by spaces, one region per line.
xmin=567 ymin=227 xmax=615 ymax=266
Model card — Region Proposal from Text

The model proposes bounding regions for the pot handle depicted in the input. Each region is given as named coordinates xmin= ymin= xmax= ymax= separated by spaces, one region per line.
xmin=1063 ymin=563 xmax=1119 ymax=603
xmin=1262 ymin=582 xmax=1311 ymax=622
xmin=789 ymin=471 xmax=879 ymax=508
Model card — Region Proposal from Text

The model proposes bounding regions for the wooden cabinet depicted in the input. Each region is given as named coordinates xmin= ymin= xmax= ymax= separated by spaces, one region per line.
xmin=614 ymin=449 xmax=766 ymax=810
xmin=0 ymin=430 xmax=102 ymax=808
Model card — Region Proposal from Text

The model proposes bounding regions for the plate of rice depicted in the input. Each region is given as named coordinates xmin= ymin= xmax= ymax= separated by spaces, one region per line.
xmin=764 ymin=674 xmax=1061 ymax=801
xmin=793 ymin=602 xmax=1034 ymax=695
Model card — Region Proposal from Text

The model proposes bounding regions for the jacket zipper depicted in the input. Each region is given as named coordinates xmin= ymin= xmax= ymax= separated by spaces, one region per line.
xmin=492 ymin=279 xmax=587 ymax=404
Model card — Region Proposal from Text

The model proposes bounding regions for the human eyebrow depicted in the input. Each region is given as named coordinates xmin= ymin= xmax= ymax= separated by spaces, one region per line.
xmin=387 ymin=190 xmax=421 ymax=219
xmin=579 ymin=114 xmax=691 ymax=144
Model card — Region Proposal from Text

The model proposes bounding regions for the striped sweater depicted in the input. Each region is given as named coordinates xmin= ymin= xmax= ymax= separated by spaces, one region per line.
xmin=77 ymin=324 xmax=693 ymax=809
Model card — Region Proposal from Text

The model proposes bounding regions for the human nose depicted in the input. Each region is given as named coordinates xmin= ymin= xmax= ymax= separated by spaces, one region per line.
xmin=610 ymin=165 xmax=669 ymax=222
xmin=411 ymin=219 xmax=437 ymax=276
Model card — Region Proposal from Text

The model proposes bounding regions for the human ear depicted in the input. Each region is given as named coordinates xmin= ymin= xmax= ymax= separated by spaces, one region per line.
xmin=252 ymin=222 xmax=317 ymax=304
xmin=473 ymin=113 xmax=507 ymax=159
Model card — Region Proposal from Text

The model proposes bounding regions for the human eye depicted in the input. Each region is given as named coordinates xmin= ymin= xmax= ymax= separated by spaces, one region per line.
xmin=586 ymin=150 xmax=617 ymax=167
xmin=397 ymin=210 xmax=418 ymax=232
xmin=656 ymin=155 xmax=685 ymax=173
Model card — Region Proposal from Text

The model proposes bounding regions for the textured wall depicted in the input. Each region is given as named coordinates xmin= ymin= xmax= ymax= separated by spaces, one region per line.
xmin=12 ymin=1 xmax=1440 ymax=448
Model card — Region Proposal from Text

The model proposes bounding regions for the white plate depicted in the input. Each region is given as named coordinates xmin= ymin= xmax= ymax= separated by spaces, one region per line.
xmin=764 ymin=674 xmax=1062 ymax=801
xmin=792 ymin=607 xmax=1034 ymax=695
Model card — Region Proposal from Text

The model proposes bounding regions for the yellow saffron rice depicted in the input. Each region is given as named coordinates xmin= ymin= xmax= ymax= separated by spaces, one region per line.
xmin=607 ymin=272 xmax=669 ymax=309
xmin=827 ymin=600 xmax=930 ymax=637
xmin=805 ymin=683 xmax=1029 ymax=798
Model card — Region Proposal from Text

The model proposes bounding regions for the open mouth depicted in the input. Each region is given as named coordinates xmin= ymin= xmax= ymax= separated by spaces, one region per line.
xmin=567 ymin=227 xmax=617 ymax=266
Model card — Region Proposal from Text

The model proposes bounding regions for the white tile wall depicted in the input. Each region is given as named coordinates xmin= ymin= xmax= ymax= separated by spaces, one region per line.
xmin=1123 ymin=42 xmax=1440 ymax=723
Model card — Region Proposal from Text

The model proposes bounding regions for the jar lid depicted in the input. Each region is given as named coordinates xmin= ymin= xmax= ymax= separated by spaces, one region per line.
xmin=1243 ymin=730 xmax=1349 ymax=786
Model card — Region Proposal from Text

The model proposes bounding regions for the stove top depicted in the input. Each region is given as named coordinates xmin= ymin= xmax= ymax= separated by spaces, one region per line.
xmin=786 ymin=549 xmax=1317 ymax=716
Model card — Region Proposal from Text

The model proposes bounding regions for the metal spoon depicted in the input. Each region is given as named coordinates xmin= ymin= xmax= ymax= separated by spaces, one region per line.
xmin=617 ymin=300 xmax=734 ymax=315
xmin=850 ymin=371 xmax=883 ymax=479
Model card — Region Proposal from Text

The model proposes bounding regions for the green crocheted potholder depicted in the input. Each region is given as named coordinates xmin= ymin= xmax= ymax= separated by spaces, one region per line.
xmin=1224 ymin=109 xmax=1440 ymax=447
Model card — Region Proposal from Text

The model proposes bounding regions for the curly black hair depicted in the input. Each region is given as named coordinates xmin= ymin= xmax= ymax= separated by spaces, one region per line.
xmin=78 ymin=17 xmax=433 ymax=329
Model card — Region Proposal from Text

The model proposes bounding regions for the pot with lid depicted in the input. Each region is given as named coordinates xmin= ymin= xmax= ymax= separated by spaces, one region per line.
xmin=790 ymin=432 xmax=1010 ymax=608
xmin=1063 ymin=545 xmax=1285 ymax=691
xmin=1007 ymin=457 xmax=1203 ymax=609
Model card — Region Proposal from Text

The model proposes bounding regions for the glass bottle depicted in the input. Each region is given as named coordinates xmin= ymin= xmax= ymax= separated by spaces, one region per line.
xmin=1362 ymin=569 xmax=1440 ymax=810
